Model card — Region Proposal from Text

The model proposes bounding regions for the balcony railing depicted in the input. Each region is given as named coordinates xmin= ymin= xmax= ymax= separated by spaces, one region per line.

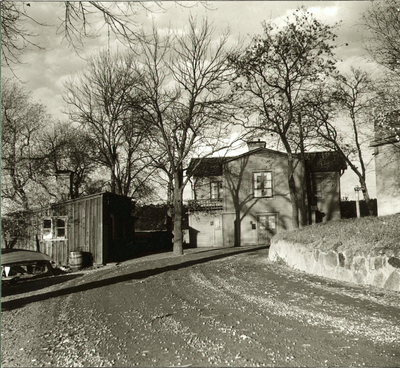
xmin=188 ymin=198 xmax=223 ymax=212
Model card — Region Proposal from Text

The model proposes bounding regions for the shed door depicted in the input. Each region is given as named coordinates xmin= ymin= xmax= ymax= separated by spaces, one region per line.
xmin=257 ymin=214 xmax=277 ymax=245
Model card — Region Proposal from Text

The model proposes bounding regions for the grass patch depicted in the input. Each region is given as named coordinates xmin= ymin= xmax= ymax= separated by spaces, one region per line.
xmin=274 ymin=214 xmax=400 ymax=254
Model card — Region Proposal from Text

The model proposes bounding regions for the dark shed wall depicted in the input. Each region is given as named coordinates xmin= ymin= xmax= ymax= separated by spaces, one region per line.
xmin=102 ymin=193 xmax=135 ymax=262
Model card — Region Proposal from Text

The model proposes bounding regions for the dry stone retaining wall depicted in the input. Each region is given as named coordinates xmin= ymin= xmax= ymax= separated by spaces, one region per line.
xmin=269 ymin=239 xmax=400 ymax=292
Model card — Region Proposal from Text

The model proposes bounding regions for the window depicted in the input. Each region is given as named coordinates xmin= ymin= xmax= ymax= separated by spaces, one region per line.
xmin=258 ymin=214 xmax=276 ymax=231
xmin=253 ymin=172 xmax=273 ymax=198
xmin=210 ymin=181 xmax=222 ymax=200
xmin=42 ymin=217 xmax=67 ymax=240
xmin=56 ymin=218 xmax=66 ymax=238
xmin=43 ymin=219 xmax=52 ymax=240
xmin=313 ymin=174 xmax=324 ymax=199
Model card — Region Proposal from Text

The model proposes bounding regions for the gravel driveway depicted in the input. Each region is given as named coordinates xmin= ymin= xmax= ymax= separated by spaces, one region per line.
xmin=2 ymin=246 xmax=400 ymax=367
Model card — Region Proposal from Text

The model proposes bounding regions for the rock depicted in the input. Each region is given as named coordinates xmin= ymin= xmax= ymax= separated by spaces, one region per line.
xmin=384 ymin=271 xmax=400 ymax=291
xmin=339 ymin=253 xmax=345 ymax=267
xmin=324 ymin=251 xmax=338 ymax=268
xmin=388 ymin=257 xmax=400 ymax=269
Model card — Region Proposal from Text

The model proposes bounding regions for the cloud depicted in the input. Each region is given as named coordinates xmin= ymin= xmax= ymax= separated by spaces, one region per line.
xmin=307 ymin=6 xmax=339 ymax=20
xmin=2 ymin=1 xmax=378 ymax=124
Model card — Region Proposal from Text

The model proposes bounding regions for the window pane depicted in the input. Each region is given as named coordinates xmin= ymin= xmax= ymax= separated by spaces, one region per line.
xmin=263 ymin=188 xmax=272 ymax=197
xmin=43 ymin=229 xmax=52 ymax=239
xmin=43 ymin=219 xmax=52 ymax=240
xmin=254 ymin=173 xmax=262 ymax=189
xmin=211 ymin=182 xmax=220 ymax=199
xmin=268 ymin=216 xmax=276 ymax=230
xmin=57 ymin=218 xmax=65 ymax=228
xmin=57 ymin=228 xmax=65 ymax=237
xmin=259 ymin=215 xmax=267 ymax=229
xmin=43 ymin=219 xmax=52 ymax=229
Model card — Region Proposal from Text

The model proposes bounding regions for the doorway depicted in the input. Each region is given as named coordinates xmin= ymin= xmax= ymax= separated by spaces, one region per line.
xmin=257 ymin=214 xmax=277 ymax=245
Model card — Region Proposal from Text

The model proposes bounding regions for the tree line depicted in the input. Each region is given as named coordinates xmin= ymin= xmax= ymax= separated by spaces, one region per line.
xmin=2 ymin=1 xmax=400 ymax=255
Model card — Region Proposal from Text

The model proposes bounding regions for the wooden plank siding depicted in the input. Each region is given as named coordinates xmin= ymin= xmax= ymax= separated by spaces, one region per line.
xmin=1 ymin=192 xmax=134 ymax=266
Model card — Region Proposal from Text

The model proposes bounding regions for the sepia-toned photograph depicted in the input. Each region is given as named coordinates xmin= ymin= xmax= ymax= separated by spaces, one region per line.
xmin=1 ymin=1 xmax=400 ymax=367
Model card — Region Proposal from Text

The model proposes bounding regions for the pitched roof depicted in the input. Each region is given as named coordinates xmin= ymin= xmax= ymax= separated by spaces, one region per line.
xmin=187 ymin=157 xmax=225 ymax=177
xmin=225 ymin=147 xmax=288 ymax=162
xmin=187 ymin=150 xmax=346 ymax=177
xmin=304 ymin=151 xmax=347 ymax=172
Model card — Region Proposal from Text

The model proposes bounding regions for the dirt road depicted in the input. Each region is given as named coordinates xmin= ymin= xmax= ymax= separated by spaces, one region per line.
xmin=2 ymin=246 xmax=400 ymax=367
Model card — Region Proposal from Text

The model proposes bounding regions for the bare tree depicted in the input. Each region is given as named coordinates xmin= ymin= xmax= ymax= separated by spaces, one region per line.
xmin=1 ymin=1 xmax=211 ymax=71
xmin=0 ymin=1 xmax=159 ymax=68
xmin=64 ymin=49 xmax=154 ymax=199
xmin=361 ymin=0 xmax=400 ymax=77
xmin=229 ymin=8 xmax=340 ymax=228
xmin=309 ymin=68 xmax=376 ymax=215
xmin=368 ymin=77 xmax=400 ymax=152
xmin=1 ymin=77 xmax=50 ymax=211
xmin=361 ymin=0 xmax=400 ymax=147
xmin=0 ymin=2 xmax=44 ymax=70
xmin=38 ymin=121 xmax=99 ymax=198
xmin=132 ymin=17 xmax=244 ymax=255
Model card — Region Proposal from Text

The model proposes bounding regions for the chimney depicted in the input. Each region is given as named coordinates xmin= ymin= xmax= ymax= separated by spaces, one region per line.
xmin=247 ymin=139 xmax=266 ymax=151
xmin=55 ymin=170 xmax=74 ymax=202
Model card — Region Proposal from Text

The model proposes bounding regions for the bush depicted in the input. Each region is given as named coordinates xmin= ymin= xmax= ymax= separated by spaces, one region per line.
xmin=274 ymin=214 xmax=400 ymax=253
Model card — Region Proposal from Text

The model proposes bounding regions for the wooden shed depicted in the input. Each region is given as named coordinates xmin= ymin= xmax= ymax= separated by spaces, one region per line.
xmin=1 ymin=192 xmax=135 ymax=266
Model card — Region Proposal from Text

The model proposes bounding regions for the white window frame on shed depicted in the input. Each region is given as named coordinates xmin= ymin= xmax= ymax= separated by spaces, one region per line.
xmin=42 ymin=217 xmax=67 ymax=240
xmin=42 ymin=218 xmax=53 ymax=240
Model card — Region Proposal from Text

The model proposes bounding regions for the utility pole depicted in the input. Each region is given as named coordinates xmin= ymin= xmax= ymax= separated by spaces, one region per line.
xmin=354 ymin=186 xmax=364 ymax=218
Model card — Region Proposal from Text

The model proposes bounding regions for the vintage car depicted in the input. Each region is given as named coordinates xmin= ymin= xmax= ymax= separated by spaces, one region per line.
xmin=1 ymin=249 xmax=54 ymax=278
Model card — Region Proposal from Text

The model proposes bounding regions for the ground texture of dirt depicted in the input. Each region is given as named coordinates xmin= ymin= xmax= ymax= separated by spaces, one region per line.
xmin=2 ymin=246 xmax=400 ymax=367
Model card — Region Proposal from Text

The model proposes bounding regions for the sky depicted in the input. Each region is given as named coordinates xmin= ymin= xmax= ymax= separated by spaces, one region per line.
xmin=1 ymin=1 xmax=378 ymax=199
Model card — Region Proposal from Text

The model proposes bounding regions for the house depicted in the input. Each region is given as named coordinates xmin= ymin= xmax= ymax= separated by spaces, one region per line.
xmin=370 ymin=113 xmax=400 ymax=216
xmin=187 ymin=141 xmax=347 ymax=248
xmin=1 ymin=192 xmax=135 ymax=266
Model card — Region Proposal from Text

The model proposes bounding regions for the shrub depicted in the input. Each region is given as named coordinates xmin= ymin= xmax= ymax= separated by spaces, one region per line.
xmin=274 ymin=214 xmax=400 ymax=253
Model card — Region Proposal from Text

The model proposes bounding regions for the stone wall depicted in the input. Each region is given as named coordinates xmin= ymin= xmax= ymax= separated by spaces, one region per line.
xmin=269 ymin=239 xmax=400 ymax=291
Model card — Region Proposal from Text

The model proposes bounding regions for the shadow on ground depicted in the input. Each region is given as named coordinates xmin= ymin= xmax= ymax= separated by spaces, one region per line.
xmin=2 ymin=246 xmax=268 ymax=311
xmin=1 ymin=273 xmax=83 ymax=298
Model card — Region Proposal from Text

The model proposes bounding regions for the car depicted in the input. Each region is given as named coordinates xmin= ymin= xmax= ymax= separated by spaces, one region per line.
xmin=1 ymin=248 xmax=54 ymax=279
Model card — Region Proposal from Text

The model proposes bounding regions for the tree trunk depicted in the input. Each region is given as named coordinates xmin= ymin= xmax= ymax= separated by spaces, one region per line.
xmin=298 ymin=113 xmax=309 ymax=226
xmin=287 ymin=154 xmax=300 ymax=229
xmin=234 ymin=209 xmax=241 ymax=247
xmin=110 ymin=168 xmax=117 ymax=194
xmin=173 ymin=168 xmax=184 ymax=255
xmin=360 ymin=178 xmax=374 ymax=216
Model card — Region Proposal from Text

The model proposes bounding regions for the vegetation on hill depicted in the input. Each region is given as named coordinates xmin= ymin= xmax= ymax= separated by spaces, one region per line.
xmin=274 ymin=214 xmax=400 ymax=254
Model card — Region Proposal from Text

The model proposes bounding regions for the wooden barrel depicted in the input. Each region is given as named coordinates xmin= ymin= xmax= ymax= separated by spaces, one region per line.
xmin=69 ymin=251 xmax=83 ymax=271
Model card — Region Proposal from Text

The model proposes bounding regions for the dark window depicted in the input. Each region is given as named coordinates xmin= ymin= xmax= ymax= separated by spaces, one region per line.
xmin=55 ymin=218 xmax=66 ymax=238
xmin=43 ymin=219 xmax=52 ymax=239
